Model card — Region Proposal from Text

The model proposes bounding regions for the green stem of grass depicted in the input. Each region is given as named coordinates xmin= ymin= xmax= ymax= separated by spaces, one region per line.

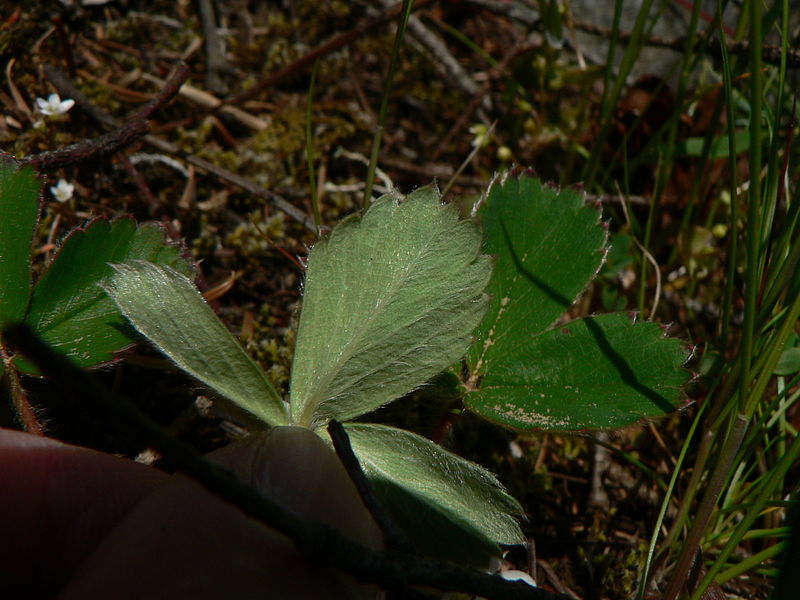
xmin=583 ymin=0 xmax=650 ymax=187
xmin=715 ymin=0 xmax=740 ymax=362
xmin=660 ymin=423 xmax=714 ymax=553
xmin=363 ymin=0 xmax=414 ymax=209
xmin=716 ymin=541 xmax=786 ymax=584
xmin=746 ymin=283 xmax=800 ymax=417
xmin=688 ymin=428 xmax=800 ymax=600
xmin=305 ymin=59 xmax=321 ymax=233
xmin=636 ymin=0 xmax=702 ymax=313
xmin=636 ymin=402 xmax=707 ymax=600
xmin=662 ymin=414 xmax=749 ymax=600
xmin=738 ymin=0 xmax=764 ymax=417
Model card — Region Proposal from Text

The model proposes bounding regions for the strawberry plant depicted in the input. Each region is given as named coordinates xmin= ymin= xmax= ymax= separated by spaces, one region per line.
xmin=100 ymin=173 xmax=690 ymax=566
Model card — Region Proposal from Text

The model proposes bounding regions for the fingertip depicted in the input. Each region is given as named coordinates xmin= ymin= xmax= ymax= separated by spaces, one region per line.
xmin=0 ymin=428 xmax=165 ymax=594
xmin=214 ymin=426 xmax=383 ymax=551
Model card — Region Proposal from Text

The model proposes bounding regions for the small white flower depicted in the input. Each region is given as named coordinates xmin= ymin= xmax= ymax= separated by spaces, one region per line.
xmin=50 ymin=179 xmax=75 ymax=203
xmin=36 ymin=93 xmax=75 ymax=117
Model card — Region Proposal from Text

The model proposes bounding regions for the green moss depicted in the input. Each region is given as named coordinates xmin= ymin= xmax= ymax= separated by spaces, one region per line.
xmin=223 ymin=210 xmax=286 ymax=267
xmin=225 ymin=11 xmax=298 ymax=77
xmin=175 ymin=117 xmax=216 ymax=155
xmin=75 ymin=78 xmax=125 ymax=117
xmin=594 ymin=517 xmax=647 ymax=599
xmin=242 ymin=304 xmax=296 ymax=393
xmin=105 ymin=14 xmax=197 ymax=55
xmin=324 ymin=187 xmax=357 ymax=218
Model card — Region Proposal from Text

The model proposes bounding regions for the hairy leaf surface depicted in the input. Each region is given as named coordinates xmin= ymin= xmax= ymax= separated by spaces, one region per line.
xmin=342 ymin=423 xmax=524 ymax=565
xmin=466 ymin=313 xmax=690 ymax=430
xmin=105 ymin=261 xmax=287 ymax=427
xmin=0 ymin=162 xmax=39 ymax=327
xmin=18 ymin=219 xmax=190 ymax=371
xmin=290 ymin=186 xmax=491 ymax=427
xmin=468 ymin=176 xmax=606 ymax=376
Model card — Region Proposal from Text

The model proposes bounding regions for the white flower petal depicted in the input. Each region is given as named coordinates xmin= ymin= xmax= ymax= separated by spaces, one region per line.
xmin=35 ymin=93 xmax=75 ymax=116
xmin=50 ymin=179 xmax=75 ymax=203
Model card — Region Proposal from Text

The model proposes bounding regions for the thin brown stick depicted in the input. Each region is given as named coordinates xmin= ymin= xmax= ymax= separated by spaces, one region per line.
xmin=133 ymin=62 xmax=192 ymax=121
xmin=328 ymin=420 xmax=411 ymax=553
xmin=17 ymin=63 xmax=192 ymax=171
xmin=19 ymin=120 xmax=148 ymax=171
xmin=115 ymin=152 xmax=161 ymax=214
xmin=115 ymin=152 xmax=182 ymax=240
xmin=44 ymin=65 xmax=316 ymax=232
xmin=223 ymin=0 xmax=437 ymax=108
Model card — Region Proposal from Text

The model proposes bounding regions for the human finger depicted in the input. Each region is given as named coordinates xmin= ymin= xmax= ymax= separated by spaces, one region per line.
xmin=58 ymin=426 xmax=382 ymax=600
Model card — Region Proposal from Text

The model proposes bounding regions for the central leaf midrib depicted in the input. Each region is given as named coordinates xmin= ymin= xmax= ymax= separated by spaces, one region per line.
xmin=476 ymin=208 xmax=590 ymax=370
xmin=26 ymin=225 xmax=136 ymax=332
xmin=299 ymin=227 xmax=437 ymax=425
xmin=27 ymin=289 xmax=113 ymax=335
xmin=315 ymin=299 xmax=473 ymax=421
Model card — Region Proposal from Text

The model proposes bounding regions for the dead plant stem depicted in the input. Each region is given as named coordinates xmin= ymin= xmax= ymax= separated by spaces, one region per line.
xmin=43 ymin=64 xmax=317 ymax=232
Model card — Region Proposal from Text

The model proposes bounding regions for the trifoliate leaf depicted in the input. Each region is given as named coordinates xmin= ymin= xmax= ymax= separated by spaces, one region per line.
xmin=290 ymin=186 xmax=491 ymax=427
xmin=466 ymin=313 xmax=690 ymax=430
xmin=105 ymin=261 xmax=287 ymax=427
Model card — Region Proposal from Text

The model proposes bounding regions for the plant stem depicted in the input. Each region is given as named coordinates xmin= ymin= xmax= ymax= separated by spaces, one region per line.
xmin=328 ymin=420 xmax=411 ymax=552
xmin=636 ymin=401 xmax=706 ymax=600
xmin=738 ymin=0 xmax=764 ymax=416
xmin=689 ymin=427 xmax=800 ymax=600
xmin=715 ymin=0 xmax=740 ymax=362
xmin=305 ymin=59 xmax=322 ymax=233
xmin=1 ymin=351 xmax=43 ymax=435
xmin=583 ymin=0 xmax=654 ymax=187
xmin=364 ymin=0 xmax=414 ymax=208
xmin=662 ymin=414 xmax=749 ymax=600
xmin=661 ymin=424 xmax=714 ymax=553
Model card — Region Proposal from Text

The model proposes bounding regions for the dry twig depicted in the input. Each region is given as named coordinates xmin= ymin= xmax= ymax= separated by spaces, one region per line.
xmin=327 ymin=419 xmax=412 ymax=553
xmin=374 ymin=0 xmax=484 ymax=103
xmin=43 ymin=64 xmax=316 ymax=232
xmin=197 ymin=0 xmax=229 ymax=95
xmin=223 ymin=0 xmax=437 ymax=108
xmin=15 ymin=64 xmax=191 ymax=172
